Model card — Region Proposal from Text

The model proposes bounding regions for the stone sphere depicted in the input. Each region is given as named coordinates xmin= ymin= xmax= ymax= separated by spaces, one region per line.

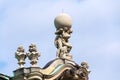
xmin=54 ymin=13 xmax=72 ymax=29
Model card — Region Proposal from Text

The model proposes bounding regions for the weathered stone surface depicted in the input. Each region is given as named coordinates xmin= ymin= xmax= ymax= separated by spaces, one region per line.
xmin=54 ymin=13 xmax=72 ymax=29
xmin=27 ymin=44 xmax=40 ymax=67
xmin=54 ymin=13 xmax=73 ymax=60
xmin=0 ymin=13 xmax=90 ymax=80
xmin=15 ymin=46 xmax=26 ymax=68
xmin=13 ymin=58 xmax=90 ymax=80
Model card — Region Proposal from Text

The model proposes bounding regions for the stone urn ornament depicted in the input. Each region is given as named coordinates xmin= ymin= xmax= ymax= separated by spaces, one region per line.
xmin=15 ymin=46 xmax=26 ymax=68
xmin=27 ymin=44 xmax=40 ymax=67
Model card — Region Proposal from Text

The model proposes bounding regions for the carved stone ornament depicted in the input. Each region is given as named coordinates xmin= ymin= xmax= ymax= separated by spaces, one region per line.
xmin=54 ymin=13 xmax=73 ymax=60
xmin=15 ymin=46 xmax=26 ymax=68
xmin=27 ymin=44 xmax=40 ymax=67
xmin=13 ymin=13 xmax=90 ymax=80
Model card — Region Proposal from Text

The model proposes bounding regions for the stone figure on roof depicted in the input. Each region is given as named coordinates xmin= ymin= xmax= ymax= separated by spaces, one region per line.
xmin=54 ymin=13 xmax=73 ymax=60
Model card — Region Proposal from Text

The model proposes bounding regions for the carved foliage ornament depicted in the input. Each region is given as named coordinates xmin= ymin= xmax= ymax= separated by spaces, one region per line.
xmin=27 ymin=44 xmax=40 ymax=67
xmin=15 ymin=46 xmax=26 ymax=68
xmin=15 ymin=44 xmax=40 ymax=68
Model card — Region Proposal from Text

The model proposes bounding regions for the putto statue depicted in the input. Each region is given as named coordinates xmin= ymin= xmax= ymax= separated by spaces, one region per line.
xmin=54 ymin=13 xmax=73 ymax=60
xmin=27 ymin=44 xmax=40 ymax=67
xmin=15 ymin=46 xmax=26 ymax=68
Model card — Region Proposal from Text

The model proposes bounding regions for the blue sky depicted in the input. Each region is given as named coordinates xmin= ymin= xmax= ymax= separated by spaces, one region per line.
xmin=0 ymin=0 xmax=120 ymax=80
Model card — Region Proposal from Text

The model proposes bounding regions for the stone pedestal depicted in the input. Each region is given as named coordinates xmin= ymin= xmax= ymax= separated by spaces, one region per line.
xmin=13 ymin=67 xmax=42 ymax=80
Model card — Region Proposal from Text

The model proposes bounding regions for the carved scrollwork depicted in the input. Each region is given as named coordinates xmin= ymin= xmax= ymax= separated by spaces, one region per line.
xmin=59 ymin=61 xmax=90 ymax=80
